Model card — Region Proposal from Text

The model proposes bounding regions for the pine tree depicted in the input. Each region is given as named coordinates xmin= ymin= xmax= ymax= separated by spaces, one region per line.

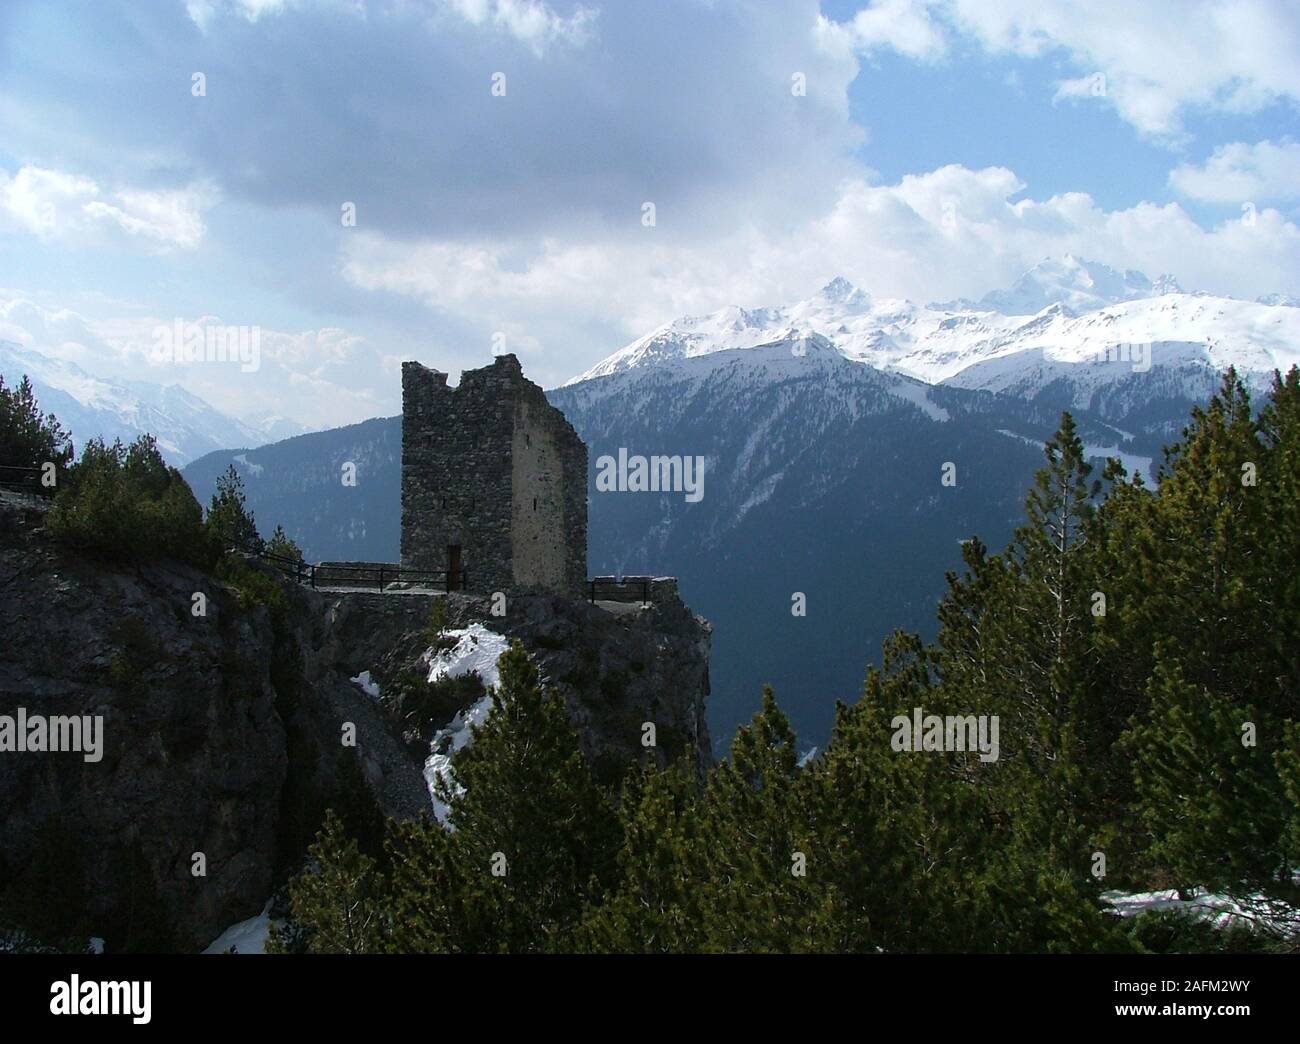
xmin=205 ymin=464 xmax=262 ymax=553
xmin=808 ymin=632 xmax=982 ymax=952
xmin=272 ymin=810 xmax=383 ymax=954
xmin=1256 ymin=368 xmax=1300 ymax=724
xmin=1276 ymin=721 xmax=1300 ymax=875
xmin=380 ymin=814 xmax=471 ymax=953
xmin=932 ymin=413 xmax=1106 ymax=868
xmin=1133 ymin=370 xmax=1269 ymax=705
xmin=1122 ymin=648 xmax=1286 ymax=893
xmin=1111 ymin=369 xmax=1296 ymax=898
xmin=385 ymin=641 xmax=619 ymax=952
xmin=574 ymin=759 xmax=705 ymax=953
xmin=1009 ymin=412 xmax=1102 ymax=778
xmin=0 ymin=373 xmax=73 ymax=472
xmin=692 ymin=686 xmax=820 ymax=952
xmin=47 ymin=435 xmax=206 ymax=564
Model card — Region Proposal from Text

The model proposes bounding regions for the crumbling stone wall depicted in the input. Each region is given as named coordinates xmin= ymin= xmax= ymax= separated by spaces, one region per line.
xmin=400 ymin=354 xmax=586 ymax=596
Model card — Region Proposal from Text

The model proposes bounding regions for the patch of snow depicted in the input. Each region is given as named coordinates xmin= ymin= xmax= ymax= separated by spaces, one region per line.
xmin=887 ymin=378 xmax=949 ymax=421
xmin=421 ymin=624 xmax=511 ymax=824
xmin=201 ymin=900 xmax=274 ymax=954
xmin=1083 ymin=443 xmax=1154 ymax=484
xmin=734 ymin=470 xmax=783 ymax=523
xmin=1103 ymin=888 xmax=1298 ymax=936
xmin=995 ymin=429 xmax=1042 ymax=448
xmin=350 ymin=670 xmax=381 ymax=699
xmin=232 ymin=453 xmax=264 ymax=477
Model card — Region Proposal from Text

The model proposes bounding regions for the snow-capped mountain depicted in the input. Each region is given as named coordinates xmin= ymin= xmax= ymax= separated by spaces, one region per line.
xmin=540 ymin=262 xmax=1300 ymax=746
xmin=567 ymin=257 xmax=1300 ymax=440
xmin=931 ymin=255 xmax=1182 ymax=315
xmin=572 ymin=258 xmax=1298 ymax=389
xmin=549 ymin=330 xmax=1152 ymax=746
xmin=0 ymin=340 xmax=308 ymax=466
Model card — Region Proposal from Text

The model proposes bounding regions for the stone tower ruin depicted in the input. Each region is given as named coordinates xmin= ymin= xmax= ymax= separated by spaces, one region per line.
xmin=400 ymin=354 xmax=587 ymax=596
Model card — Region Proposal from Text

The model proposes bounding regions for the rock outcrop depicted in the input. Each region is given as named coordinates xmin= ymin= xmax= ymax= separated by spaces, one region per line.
xmin=0 ymin=492 xmax=710 ymax=952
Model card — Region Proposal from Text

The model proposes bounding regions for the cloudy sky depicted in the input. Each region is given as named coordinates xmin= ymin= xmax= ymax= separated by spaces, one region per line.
xmin=1 ymin=0 xmax=1297 ymax=428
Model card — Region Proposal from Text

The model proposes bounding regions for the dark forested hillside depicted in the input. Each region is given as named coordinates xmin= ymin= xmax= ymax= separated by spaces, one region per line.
xmin=276 ymin=368 xmax=1300 ymax=954
xmin=187 ymin=341 xmax=1170 ymax=746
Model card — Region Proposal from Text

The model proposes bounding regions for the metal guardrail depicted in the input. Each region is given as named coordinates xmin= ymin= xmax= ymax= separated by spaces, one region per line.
xmin=243 ymin=545 xmax=467 ymax=593
xmin=588 ymin=578 xmax=651 ymax=605
xmin=246 ymin=545 xmax=655 ymax=605
xmin=0 ymin=464 xmax=54 ymax=500
xmin=0 ymin=465 xmax=51 ymax=494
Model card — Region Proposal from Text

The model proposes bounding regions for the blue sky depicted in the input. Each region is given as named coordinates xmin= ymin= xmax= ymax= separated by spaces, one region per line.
xmin=0 ymin=0 xmax=1297 ymax=427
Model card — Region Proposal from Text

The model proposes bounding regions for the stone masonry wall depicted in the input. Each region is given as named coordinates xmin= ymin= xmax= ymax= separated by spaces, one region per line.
xmin=400 ymin=359 xmax=515 ymax=593
xmin=509 ymin=381 xmax=587 ymax=595
xmin=401 ymin=354 xmax=586 ymax=596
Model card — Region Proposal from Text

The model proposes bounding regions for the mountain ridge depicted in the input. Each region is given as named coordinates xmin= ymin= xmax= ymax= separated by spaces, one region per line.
xmin=0 ymin=339 xmax=309 ymax=467
xmin=568 ymin=256 xmax=1299 ymax=396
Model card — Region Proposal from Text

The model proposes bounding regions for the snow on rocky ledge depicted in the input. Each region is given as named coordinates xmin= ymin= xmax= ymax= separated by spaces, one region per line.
xmin=420 ymin=624 xmax=510 ymax=824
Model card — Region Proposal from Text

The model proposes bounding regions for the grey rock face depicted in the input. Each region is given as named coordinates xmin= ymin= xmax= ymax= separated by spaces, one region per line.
xmin=331 ymin=588 xmax=713 ymax=782
xmin=0 ymin=494 xmax=710 ymax=950
xmin=0 ymin=498 xmax=286 ymax=952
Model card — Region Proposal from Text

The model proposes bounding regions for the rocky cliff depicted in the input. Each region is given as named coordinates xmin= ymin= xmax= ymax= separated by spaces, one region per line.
xmin=0 ymin=492 xmax=711 ymax=952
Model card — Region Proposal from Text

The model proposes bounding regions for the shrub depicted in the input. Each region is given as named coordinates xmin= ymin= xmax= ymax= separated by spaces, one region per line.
xmin=0 ymin=373 xmax=73 ymax=474
xmin=266 ymin=523 xmax=304 ymax=561
xmin=47 ymin=435 xmax=208 ymax=565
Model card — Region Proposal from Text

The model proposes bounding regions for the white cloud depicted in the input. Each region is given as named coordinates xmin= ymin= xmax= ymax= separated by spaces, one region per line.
xmin=186 ymin=0 xmax=301 ymax=30
xmin=820 ymin=0 xmax=1300 ymax=139
xmin=0 ymin=165 xmax=213 ymax=251
xmin=0 ymin=166 xmax=97 ymax=237
xmin=815 ymin=0 xmax=949 ymax=63
xmin=340 ymin=161 xmax=1300 ymax=383
xmin=185 ymin=0 xmax=219 ymax=30
xmin=0 ymin=294 xmax=386 ymax=428
xmin=186 ymin=0 xmax=594 ymax=48
xmin=441 ymin=0 xmax=598 ymax=52
xmin=952 ymin=0 xmax=1300 ymax=137
xmin=0 ymin=297 xmax=111 ymax=364
xmin=1170 ymin=139 xmax=1300 ymax=203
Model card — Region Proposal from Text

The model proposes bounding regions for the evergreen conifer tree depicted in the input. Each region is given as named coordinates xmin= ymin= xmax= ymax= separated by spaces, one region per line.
xmin=384 ymin=641 xmax=619 ymax=952
xmin=272 ymin=810 xmax=383 ymax=954
xmin=205 ymin=464 xmax=262 ymax=553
